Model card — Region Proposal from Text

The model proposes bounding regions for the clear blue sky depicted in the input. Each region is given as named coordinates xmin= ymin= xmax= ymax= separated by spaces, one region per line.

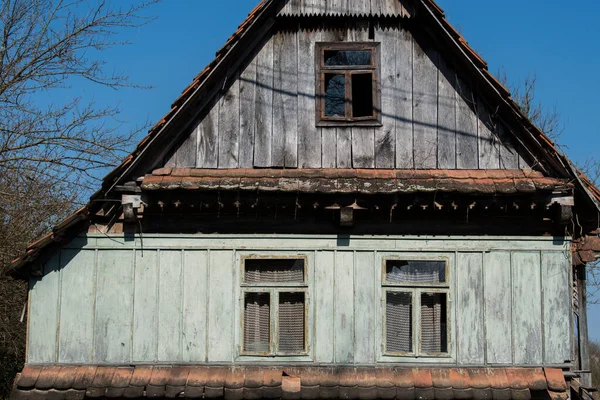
xmin=98 ymin=0 xmax=600 ymax=340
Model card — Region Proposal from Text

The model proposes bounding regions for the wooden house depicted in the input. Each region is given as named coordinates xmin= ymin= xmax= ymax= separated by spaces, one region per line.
xmin=8 ymin=0 xmax=600 ymax=399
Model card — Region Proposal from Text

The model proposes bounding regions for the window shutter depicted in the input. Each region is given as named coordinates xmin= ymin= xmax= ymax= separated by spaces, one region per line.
xmin=244 ymin=292 xmax=270 ymax=353
xmin=278 ymin=292 xmax=305 ymax=353
xmin=420 ymin=293 xmax=447 ymax=353
xmin=386 ymin=292 xmax=412 ymax=353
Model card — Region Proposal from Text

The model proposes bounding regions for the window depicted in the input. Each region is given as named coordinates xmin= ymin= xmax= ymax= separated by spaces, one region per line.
xmin=241 ymin=257 xmax=308 ymax=355
xmin=316 ymin=42 xmax=381 ymax=126
xmin=383 ymin=259 xmax=450 ymax=356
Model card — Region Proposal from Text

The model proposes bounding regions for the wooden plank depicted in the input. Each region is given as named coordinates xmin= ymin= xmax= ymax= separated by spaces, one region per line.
xmin=336 ymin=127 xmax=352 ymax=168
xmin=512 ymin=251 xmax=543 ymax=365
xmin=176 ymin=127 xmax=198 ymax=167
xmin=375 ymin=25 xmax=396 ymax=168
xmin=302 ymin=0 xmax=322 ymax=15
xmin=456 ymin=78 xmax=478 ymax=169
xmin=315 ymin=251 xmax=335 ymax=363
xmin=477 ymin=99 xmax=500 ymax=169
xmin=28 ymin=254 xmax=60 ymax=363
xmin=498 ymin=124 xmax=519 ymax=169
xmin=157 ymin=250 xmax=183 ymax=361
xmin=376 ymin=0 xmax=404 ymax=16
xmin=272 ymin=31 xmax=298 ymax=167
xmin=335 ymin=251 xmax=354 ymax=364
xmin=326 ymin=0 xmax=347 ymax=15
xmin=298 ymin=29 xmax=321 ymax=168
xmin=395 ymin=27 xmax=414 ymax=168
xmin=183 ymin=251 xmax=208 ymax=362
xmin=437 ymin=57 xmax=457 ymax=169
xmin=253 ymin=38 xmax=274 ymax=167
xmin=484 ymin=252 xmax=512 ymax=364
xmin=207 ymin=250 xmax=234 ymax=362
xmin=218 ymin=77 xmax=240 ymax=168
xmin=133 ymin=250 xmax=158 ymax=362
xmin=58 ymin=249 xmax=96 ymax=363
xmin=348 ymin=0 xmax=370 ymax=15
xmin=456 ymin=252 xmax=485 ymax=365
xmin=279 ymin=0 xmax=300 ymax=16
xmin=94 ymin=251 xmax=134 ymax=363
xmin=542 ymin=251 xmax=572 ymax=364
xmin=239 ymin=56 xmax=257 ymax=168
xmin=352 ymin=127 xmax=375 ymax=168
xmin=412 ymin=39 xmax=438 ymax=169
xmin=197 ymin=99 xmax=219 ymax=168
xmin=354 ymin=252 xmax=375 ymax=364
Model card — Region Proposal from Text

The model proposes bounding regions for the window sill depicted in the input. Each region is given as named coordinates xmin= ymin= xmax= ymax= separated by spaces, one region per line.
xmin=317 ymin=120 xmax=383 ymax=128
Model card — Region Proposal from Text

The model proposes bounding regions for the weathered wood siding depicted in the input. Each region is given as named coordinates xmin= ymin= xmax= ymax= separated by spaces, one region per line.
xmin=29 ymin=235 xmax=571 ymax=366
xmin=166 ymin=22 xmax=532 ymax=170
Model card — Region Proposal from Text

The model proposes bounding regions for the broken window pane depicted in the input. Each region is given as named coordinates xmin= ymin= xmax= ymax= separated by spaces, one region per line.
xmin=420 ymin=292 xmax=447 ymax=353
xmin=324 ymin=50 xmax=372 ymax=66
xmin=386 ymin=260 xmax=447 ymax=284
xmin=244 ymin=259 xmax=305 ymax=284
xmin=244 ymin=292 xmax=270 ymax=353
xmin=351 ymin=73 xmax=373 ymax=117
xmin=278 ymin=292 xmax=305 ymax=353
xmin=386 ymin=292 xmax=413 ymax=353
xmin=324 ymin=74 xmax=346 ymax=117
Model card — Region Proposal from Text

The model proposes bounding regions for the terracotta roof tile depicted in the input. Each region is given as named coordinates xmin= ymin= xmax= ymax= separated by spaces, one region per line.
xmin=36 ymin=366 xmax=61 ymax=390
xmin=12 ymin=361 xmax=570 ymax=399
xmin=17 ymin=366 xmax=43 ymax=389
xmin=53 ymin=367 xmax=77 ymax=391
xmin=71 ymin=366 xmax=98 ymax=391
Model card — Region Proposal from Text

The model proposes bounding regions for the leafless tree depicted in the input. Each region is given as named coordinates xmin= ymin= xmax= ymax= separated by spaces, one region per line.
xmin=0 ymin=0 xmax=157 ymax=397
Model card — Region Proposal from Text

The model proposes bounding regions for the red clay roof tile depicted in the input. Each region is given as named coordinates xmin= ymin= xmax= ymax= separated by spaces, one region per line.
xmin=17 ymin=366 xmax=43 ymax=389
xmin=71 ymin=366 xmax=98 ymax=391
xmin=36 ymin=366 xmax=61 ymax=390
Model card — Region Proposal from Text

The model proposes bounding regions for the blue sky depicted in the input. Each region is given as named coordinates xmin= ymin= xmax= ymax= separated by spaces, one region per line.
xmin=94 ymin=0 xmax=600 ymax=339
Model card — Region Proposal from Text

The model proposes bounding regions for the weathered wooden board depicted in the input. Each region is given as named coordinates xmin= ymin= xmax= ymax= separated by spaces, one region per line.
xmin=335 ymin=251 xmax=355 ymax=364
xmin=412 ymin=41 xmax=438 ymax=169
xmin=542 ymin=251 xmax=571 ymax=364
xmin=239 ymin=56 xmax=257 ymax=168
xmin=483 ymin=252 xmax=512 ymax=364
xmin=477 ymin=99 xmax=500 ymax=169
xmin=272 ymin=31 xmax=298 ymax=167
xmin=28 ymin=255 xmax=60 ymax=363
xmin=207 ymin=250 xmax=234 ymax=362
xmin=348 ymin=0 xmax=370 ymax=15
xmin=183 ymin=251 xmax=208 ymax=362
xmin=437 ymin=57 xmax=456 ymax=169
xmin=133 ymin=250 xmax=158 ymax=362
xmin=456 ymin=252 xmax=485 ymax=364
xmin=218 ymin=77 xmax=241 ymax=168
xmin=336 ymin=127 xmax=352 ymax=168
xmin=157 ymin=250 xmax=183 ymax=361
xmin=354 ymin=251 xmax=376 ymax=363
xmin=197 ymin=99 xmax=219 ymax=168
xmin=512 ymin=251 xmax=543 ymax=365
xmin=94 ymin=250 xmax=134 ymax=363
xmin=302 ymin=0 xmax=322 ymax=15
xmin=498 ymin=124 xmax=520 ymax=169
xmin=254 ymin=38 xmax=274 ymax=167
xmin=326 ymin=0 xmax=347 ymax=15
xmin=375 ymin=26 xmax=396 ymax=168
xmin=456 ymin=78 xmax=479 ymax=169
xmin=58 ymin=249 xmax=95 ymax=363
xmin=395 ymin=27 xmax=414 ymax=168
xmin=314 ymin=251 xmax=335 ymax=363
xmin=298 ymin=29 xmax=321 ymax=168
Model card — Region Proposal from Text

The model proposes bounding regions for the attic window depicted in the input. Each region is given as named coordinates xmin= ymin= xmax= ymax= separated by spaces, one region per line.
xmin=316 ymin=43 xmax=381 ymax=126
xmin=241 ymin=257 xmax=308 ymax=356
xmin=383 ymin=259 xmax=450 ymax=357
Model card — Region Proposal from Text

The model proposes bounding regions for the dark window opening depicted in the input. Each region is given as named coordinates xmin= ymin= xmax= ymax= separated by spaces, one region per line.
xmin=278 ymin=292 xmax=305 ymax=353
xmin=324 ymin=50 xmax=372 ymax=66
xmin=244 ymin=258 xmax=305 ymax=284
xmin=351 ymin=73 xmax=373 ymax=118
xmin=386 ymin=291 xmax=413 ymax=353
xmin=324 ymin=73 xmax=346 ymax=118
xmin=420 ymin=293 xmax=448 ymax=354
xmin=243 ymin=292 xmax=270 ymax=353
xmin=386 ymin=260 xmax=447 ymax=284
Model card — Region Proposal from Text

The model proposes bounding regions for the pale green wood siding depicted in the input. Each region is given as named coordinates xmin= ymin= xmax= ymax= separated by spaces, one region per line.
xmin=28 ymin=235 xmax=572 ymax=367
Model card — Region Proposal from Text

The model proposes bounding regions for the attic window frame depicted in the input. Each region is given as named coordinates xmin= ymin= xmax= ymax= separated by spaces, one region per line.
xmin=315 ymin=42 xmax=382 ymax=127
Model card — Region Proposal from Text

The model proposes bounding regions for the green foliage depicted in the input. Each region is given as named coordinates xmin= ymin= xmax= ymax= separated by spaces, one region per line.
xmin=0 ymin=278 xmax=27 ymax=400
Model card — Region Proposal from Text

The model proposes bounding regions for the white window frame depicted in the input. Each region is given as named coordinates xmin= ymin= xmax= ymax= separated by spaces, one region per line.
xmin=378 ymin=253 xmax=455 ymax=361
xmin=238 ymin=254 xmax=310 ymax=357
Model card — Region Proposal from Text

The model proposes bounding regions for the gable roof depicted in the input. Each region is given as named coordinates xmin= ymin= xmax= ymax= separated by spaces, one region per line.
xmin=6 ymin=0 xmax=600 ymax=276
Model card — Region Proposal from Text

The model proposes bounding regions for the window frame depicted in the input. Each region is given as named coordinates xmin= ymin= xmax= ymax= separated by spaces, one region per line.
xmin=239 ymin=255 xmax=309 ymax=357
xmin=315 ymin=42 xmax=382 ymax=127
xmin=382 ymin=256 xmax=452 ymax=358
